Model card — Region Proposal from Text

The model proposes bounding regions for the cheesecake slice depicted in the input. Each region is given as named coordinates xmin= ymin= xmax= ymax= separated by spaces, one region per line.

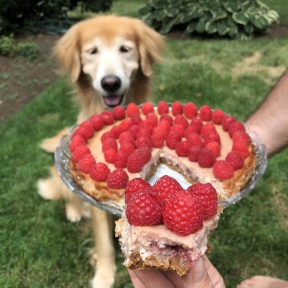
xmin=115 ymin=211 xmax=220 ymax=276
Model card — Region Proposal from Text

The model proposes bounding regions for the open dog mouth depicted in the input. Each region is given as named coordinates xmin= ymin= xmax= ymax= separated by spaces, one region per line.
xmin=103 ymin=94 xmax=124 ymax=108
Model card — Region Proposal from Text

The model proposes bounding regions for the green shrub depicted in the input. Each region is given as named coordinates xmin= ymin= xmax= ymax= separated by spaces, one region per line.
xmin=140 ymin=0 xmax=279 ymax=39
xmin=0 ymin=0 xmax=113 ymax=34
xmin=16 ymin=42 xmax=40 ymax=61
xmin=0 ymin=35 xmax=16 ymax=57
xmin=0 ymin=35 xmax=39 ymax=60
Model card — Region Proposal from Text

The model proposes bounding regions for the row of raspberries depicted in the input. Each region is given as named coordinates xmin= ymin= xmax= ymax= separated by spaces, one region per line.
xmin=125 ymin=176 xmax=218 ymax=236
xmin=69 ymin=101 xmax=251 ymax=188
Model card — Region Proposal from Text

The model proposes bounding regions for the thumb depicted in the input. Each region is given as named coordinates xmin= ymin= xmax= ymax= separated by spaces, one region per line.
xmin=182 ymin=257 xmax=214 ymax=288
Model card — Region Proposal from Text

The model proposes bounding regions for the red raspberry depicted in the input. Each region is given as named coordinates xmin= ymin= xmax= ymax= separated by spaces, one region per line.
xmin=228 ymin=121 xmax=245 ymax=138
xmin=200 ymin=122 xmax=216 ymax=138
xmin=141 ymin=102 xmax=154 ymax=115
xmin=125 ymin=178 xmax=152 ymax=203
xmin=135 ymin=137 xmax=152 ymax=149
xmin=137 ymin=127 xmax=152 ymax=138
xmin=205 ymin=141 xmax=221 ymax=157
xmin=79 ymin=121 xmax=94 ymax=138
xmin=131 ymin=114 xmax=142 ymax=125
xmin=226 ymin=151 xmax=244 ymax=170
xmin=69 ymin=134 xmax=86 ymax=152
xmin=163 ymin=190 xmax=204 ymax=236
xmin=151 ymin=135 xmax=165 ymax=148
xmin=89 ymin=162 xmax=110 ymax=181
xmin=104 ymin=148 xmax=117 ymax=163
xmin=199 ymin=105 xmax=212 ymax=121
xmin=120 ymin=141 xmax=135 ymax=154
xmin=213 ymin=160 xmax=234 ymax=180
xmin=101 ymin=111 xmax=115 ymax=125
xmin=152 ymin=126 xmax=168 ymax=139
xmin=171 ymin=101 xmax=183 ymax=116
xmin=157 ymin=119 xmax=171 ymax=131
xmin=174 ymin=114 xmax=189 ymax=129
xmin=166 ymin=131 xmax=182 ymax=149
xmin=126 ymin=151 xmax=144 ymax=173
xmin=175 ymin=140 xmax=191 ymax=157
xmin=139 ymin=120 xmax=154 ymax=132
xmin=101 ymin=131 xmax=116 ymax=143
xmin=232 ymin=130 xmax=250 ymax=144
xmin=212 ymin=109 xmax=225 ymax=125
xmin=170 ymin=124 xmax=185 ymax=137
xmin=198 ymin=147 xmax=216 ymax=168
xmin=102 ymin=137 xmax=118 ymax=152
xmin=73 ymin=126 xmax=90 ymax=141
xmin=137 ymin=146 xmax=152 ymax=163
xmin=119 ymin=118 xmax=132 ymax=131
xmin=185 ymin=132 xmax=202 ymax=147
xmin=110 ymin=125 xmax=124 ymax=138
xmin=78 ymin=154 xmax=96 ymax=173
xmin=190 ymin=118 xmax=203 ymax=134
xmin=160 ymin=114 xmax=173 ymax=125
xmin=129 ymin=124 xmax=140 ymax=136
xmin=203 ymin=131 xmax=221 ymax=145
xmin=152 ymin=175 xmax=183 ymax=206
xmin=119 ymin=130 xmax=135 ymax=144
xmin=183 ymin=102 xmax=198 ymax=119
xmin=157 ymin=100 xmax=169 ymax=114
xmin=126 ymin=191 xmax=162 ymax=226
xmin=113 ymin=150 xmax=128 ymax=168
xmin=126 ymin=103 xmax=139 ymax=117
xmin=184 ymin=125 xmax=198 ymax=135
xmin=222 ymin=115 xmax=236 ymax=131
xmin=106 ymin=168 xmax=129 ymax=189
xmin=71 ymin=145 xmax=90 ymax=162
xmin=113 ymin=106 xmax=126 ymax=120
xmin=187 ymin=183 xmax=218 ymax=220
xmin=90 ymin=114 xmax=104 ymax=130
xmin=146 ymin=112 xmax=158 ymax=127
xmin=188 ymin=146 xmax=201 ymax=162
xmin=232 ymin=140 xmax=250 ymax=158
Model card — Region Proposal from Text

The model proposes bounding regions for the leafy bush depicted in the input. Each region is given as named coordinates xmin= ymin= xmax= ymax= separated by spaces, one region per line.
xmin=16 ymin=42 xmax=40 ymax=61
xmin=140 ymin=0 xmax=279 ymax=39
xmin=0 ymin=0 xmax=113 ymax=34
xmin=0 ymin=35 xmax=39 ymax=60
xmin=0 ymin=35 xmax=16 ymax=56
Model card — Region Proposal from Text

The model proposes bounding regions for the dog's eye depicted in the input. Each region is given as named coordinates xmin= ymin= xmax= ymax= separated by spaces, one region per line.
xmin=119 ymin=46 xmax=130 ymax=53
xmin=88 ymin=48 xmax=98 ymax=55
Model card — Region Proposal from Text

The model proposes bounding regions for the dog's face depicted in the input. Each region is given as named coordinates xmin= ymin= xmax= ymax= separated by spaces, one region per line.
xmin=54 ymin=16 xmax=164 ymax=108
xmin=80 ymin=36 xmax=139 ymax=107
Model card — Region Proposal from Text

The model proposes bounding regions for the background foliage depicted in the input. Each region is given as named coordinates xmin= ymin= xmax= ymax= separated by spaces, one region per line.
xmin=140 ymin=0 xmax=279 ymax=39
xmin=0 ymin=34 xmax=39 ymax=60
xmin=0 ymin=0 xmax=112 ymax=34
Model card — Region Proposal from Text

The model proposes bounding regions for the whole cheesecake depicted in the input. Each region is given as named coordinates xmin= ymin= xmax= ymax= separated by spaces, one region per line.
xmin=68 ymin=101 xmax=257 ymax=207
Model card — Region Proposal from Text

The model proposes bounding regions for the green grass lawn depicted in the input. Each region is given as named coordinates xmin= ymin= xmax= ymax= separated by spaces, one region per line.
xmin=1 ymin=1 xmax=288 ymax=288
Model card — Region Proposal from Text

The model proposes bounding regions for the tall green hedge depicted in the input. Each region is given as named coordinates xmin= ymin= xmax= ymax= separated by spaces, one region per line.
xmin=140 ymin=0 xmax=279 ymax=39
xmin=0 ymin=0 xmax=112 ymax=34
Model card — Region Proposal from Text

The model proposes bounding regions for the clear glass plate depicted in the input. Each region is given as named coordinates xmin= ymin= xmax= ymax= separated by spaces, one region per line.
xmin=55 ymin=124 xmax=268 ymax=217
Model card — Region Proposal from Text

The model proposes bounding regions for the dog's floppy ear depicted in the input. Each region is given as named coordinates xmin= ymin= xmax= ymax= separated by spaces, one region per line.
xmin=54 ymin=24 xmax=81 ymax=83
xmin=138 ymin=21 xmax=164 ymax=77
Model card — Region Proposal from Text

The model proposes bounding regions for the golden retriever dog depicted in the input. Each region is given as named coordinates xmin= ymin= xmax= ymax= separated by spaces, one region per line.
xmin=37 ymin=15 xmax=164 ymax=288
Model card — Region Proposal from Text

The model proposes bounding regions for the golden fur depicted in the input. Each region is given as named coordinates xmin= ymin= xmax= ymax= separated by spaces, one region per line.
xmin=38 ymin=15 xmax=164 ymax=288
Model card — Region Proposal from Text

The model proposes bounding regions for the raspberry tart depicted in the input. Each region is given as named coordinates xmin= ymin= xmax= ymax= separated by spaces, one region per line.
xmin=115 ymin=177 xmax=221 ymax=276
xmin=66 ymin=101 xmax=259 ymax=210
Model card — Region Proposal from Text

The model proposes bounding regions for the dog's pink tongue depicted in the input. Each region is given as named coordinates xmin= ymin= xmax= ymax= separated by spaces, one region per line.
xmin=104 ymin=95 xmax=121 ymax=106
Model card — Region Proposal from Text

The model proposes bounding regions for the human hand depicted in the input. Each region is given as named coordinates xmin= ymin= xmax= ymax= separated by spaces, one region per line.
xmin=128 ymin=255 xmax=225 ymax=288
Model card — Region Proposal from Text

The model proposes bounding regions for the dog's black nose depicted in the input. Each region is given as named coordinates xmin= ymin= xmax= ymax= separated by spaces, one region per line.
xmin=101 ymin=75 xmax=121 ymax=92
